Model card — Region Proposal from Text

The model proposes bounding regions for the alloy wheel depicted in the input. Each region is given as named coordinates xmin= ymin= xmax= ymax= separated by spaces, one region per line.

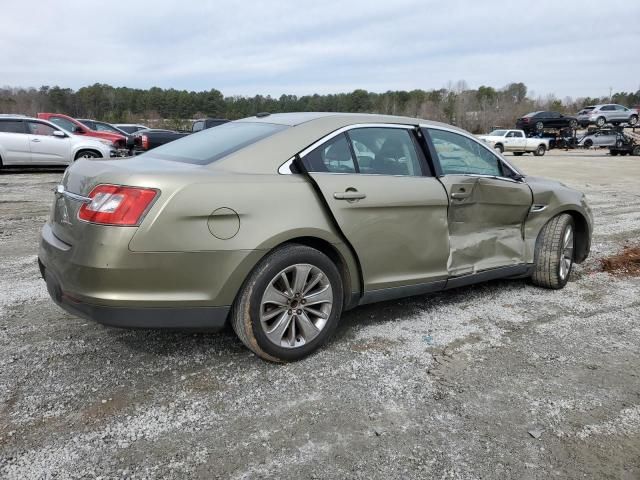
xmin=259 ymin=264 xmax=333 ymax=348
xmin=558 ymin=225 xmax=574 ymax=281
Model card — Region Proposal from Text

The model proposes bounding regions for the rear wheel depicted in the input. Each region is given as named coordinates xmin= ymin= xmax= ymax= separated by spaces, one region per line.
xmin=513 ymin=152 xmax=524 ymax=156
xmin=611 ymin=150 xmax=619 ymax=156
xmin=531 ymin=214 xmax=575 ymax=289
xmin=583 ymin=139 xmax=593 ymax=148
xmin=629 ymin=115 xmax=638 ymax=126
xmin=231 ymin=244 xmax=343 ymax=362
xmin=74 ymin=150 xmax=101 ymax=160
xmin=633 ymin=146 xmax=640 ymax=156
xmin=535 ymin=121 xmax=544 ymax=132
xmin=569 ymin=119 xmax=577 ymax=129
xmin=533 ymin=144 xmax=546 ymax=156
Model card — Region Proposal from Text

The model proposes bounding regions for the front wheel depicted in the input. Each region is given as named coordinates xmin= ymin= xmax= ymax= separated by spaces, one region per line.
xmin=633 ymin=146 xmax=640 ymax=156
xmin=583 ymin=139 xmax=593 ymax=148
xmin=531 ymin=214 xmax=575 ymax=289
xmin=569 ymin=119 xmax=577 ymax=129
xmin=535 ymin=121 xmax=544 ymax=132
xmin=494 ymin=143 xmax=504 ymax=154
xmin=74 ymin=150 xmax=101 ymax=160
xmin=231 ymin=244 xmax=343 ymax=362
xmin=595 ymin=116 xmax=606 ymax=128
xmin=533 ymin=144 xmax=546 ymax=156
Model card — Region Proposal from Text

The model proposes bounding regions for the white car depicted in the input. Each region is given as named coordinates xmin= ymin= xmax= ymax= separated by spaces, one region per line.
xmin=477 ymin=129 xmax=550 ymax=156
xmin=0 ymin=115 xmax=115 ymax=168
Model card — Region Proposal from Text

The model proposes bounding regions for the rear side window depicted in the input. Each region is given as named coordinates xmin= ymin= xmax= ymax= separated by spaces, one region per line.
xmin=192 ymin=121 xmax=205 ymax=132
xmin=347 ymin=128 xmax=423 ymax=176
xmin=427 ymin=129 xmax=502 ymax=176
xmin=147 ymin=121 xmax=288 ymax=165
xmin=302 ymin=133 xmax=356 ymax=173
xmin=0 ymin=120 xmax=25 ymax=133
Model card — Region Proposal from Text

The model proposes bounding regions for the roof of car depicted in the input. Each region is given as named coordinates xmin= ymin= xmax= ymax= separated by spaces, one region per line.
xmin=234 ymin=111 xmax=459 ymax=130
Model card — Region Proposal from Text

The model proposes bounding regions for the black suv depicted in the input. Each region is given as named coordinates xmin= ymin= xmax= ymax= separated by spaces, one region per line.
xmin=516 ymin=111 xmax=578 ymax=133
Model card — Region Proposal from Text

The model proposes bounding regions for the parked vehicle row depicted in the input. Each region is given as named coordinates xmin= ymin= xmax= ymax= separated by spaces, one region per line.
xmin=132 ymin=118 xmax=228 ymax=153
xmin=37 ymin=113 xmax=128 ymax=153
xmin=0 ymin=115 xmax=116 ymax=167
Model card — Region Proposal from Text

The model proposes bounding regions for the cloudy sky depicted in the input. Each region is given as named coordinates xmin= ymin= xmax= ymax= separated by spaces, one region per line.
xmin=2 ymin=0 xmax=639 ymax=98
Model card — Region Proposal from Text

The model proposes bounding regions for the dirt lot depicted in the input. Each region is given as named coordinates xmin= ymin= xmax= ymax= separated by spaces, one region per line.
xmin=1 ymin=151 xmax=639 ymax=479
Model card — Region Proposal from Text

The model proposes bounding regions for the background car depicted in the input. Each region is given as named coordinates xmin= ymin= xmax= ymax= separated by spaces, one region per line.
xmin=578 ymin=104 xmax=639 ymax=127
xmin=578 ymin=128 xmax=622 ymax=148
xmin=37 ymin=113 xmax=127 ymax=152
xmin=78 ymin=119 xmax=137 ymax=150
xmin=0 ymin=115 xmax=115 ymax=167
xmin=576 ymin=106 xmax=596 ymax=127
xmin=113 ymin=123 xmax=149 ymax=134
xmin=39 ymin=112 xmax=592 ymax=362
xmin=515 ymin=111 xmax=578 ymax=133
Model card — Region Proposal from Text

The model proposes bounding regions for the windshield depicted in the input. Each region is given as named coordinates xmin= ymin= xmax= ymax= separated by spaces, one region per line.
xmin=487 ymin=130 xmax=507 ymax=136
xmin=144 ymin=121 xmax=289 ymax=165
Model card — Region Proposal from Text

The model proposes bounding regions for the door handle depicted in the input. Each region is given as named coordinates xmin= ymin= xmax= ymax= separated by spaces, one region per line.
xmin=333 ymin=190 xmax=366 ymax=201
xmin=31 ymin=138 xmax=41 ymax=143
xmin=450 ymin=191 xmax=470 ymax=199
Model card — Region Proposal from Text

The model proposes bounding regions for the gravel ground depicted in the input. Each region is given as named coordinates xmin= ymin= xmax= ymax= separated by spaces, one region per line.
xmin=1 ymin=151 xmax=639 ymax=479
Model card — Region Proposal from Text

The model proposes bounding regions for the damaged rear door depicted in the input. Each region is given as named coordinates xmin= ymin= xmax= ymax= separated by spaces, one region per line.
xmin=300 ymin=125 xmax=450 ymax=297
xmin=424 ymin=127 xmax=533 ymax=276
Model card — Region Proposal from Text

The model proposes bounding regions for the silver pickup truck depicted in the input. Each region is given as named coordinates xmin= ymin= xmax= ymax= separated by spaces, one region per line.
xmin=478 ymin=129 xmax=550 ymax=156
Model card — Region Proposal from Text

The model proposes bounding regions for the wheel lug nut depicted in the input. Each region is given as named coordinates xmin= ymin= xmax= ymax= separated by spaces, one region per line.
xmin=301 ymin=299 xmax=306 ymax=304
xmin=288 ymin=310 xmax=292 ymax=315
xmin=296 ymin=309 xmax=302 ymax=314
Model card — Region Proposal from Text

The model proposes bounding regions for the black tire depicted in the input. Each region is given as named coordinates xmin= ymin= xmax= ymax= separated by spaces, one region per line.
xmin=569 ymin=119 xmax=577 ymax=129
xmin=531 ymin=214 xmax=575 ymax=289
xmin=494 ymin=143 xmax=504 ymax=154
xmin=595 ymin=116 xmax=606 ymax=128
xmin=74 ymin=150 xmax=101 ymax=160
xmin=611 ymin=150 xmax=618 ymax=156
xmin=583 ymin=139 xmax=593 ymax=148
xmin=513 ymin=152 xmax=524 ymax=156
xmin=633 ymin=146 xmax=640 ymax=156
xmin=533 ymin=144 xmax=546 ymax=156
xmin=231 ymin=244 xmax=344 ymax=362
xmin=629 ymin=115 xmax=638 ymax=126
xmin=535 ymin=121 xmax=544 ymax=132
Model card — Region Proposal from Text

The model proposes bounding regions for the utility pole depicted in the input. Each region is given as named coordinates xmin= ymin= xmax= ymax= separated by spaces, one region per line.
xmin=609 ymin=87 xmax=612 ymax=101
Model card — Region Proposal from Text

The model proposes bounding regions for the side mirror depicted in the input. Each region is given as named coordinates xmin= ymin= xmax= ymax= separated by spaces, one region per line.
xmin=52 ymin=130 xmax=66 ymax=138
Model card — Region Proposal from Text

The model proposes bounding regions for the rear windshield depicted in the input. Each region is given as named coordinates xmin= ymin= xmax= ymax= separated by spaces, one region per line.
xmin=145 ymin=121 xmax=288 ymax=165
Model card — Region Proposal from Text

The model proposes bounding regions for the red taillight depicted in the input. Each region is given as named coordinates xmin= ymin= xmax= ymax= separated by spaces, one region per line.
xmin=78 ymin=184 xmax=158 ymax=226
xmin=141 ymin=134 xmax=149 ymax=150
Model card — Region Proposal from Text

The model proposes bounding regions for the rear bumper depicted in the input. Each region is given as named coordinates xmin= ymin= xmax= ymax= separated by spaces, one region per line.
xmin=37 ymin=221 xmax=263 ymax=330
xmin=40 ymin=258 xmax=229 ymax=330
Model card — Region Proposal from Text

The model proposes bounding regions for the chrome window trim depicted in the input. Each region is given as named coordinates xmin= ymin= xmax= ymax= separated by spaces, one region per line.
xmin=421 ymin=123 xmax=525 ymax=180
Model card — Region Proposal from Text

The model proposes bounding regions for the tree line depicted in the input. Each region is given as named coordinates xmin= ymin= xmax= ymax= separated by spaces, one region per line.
xmin=1 ymin=82 xmax=639 ymax=133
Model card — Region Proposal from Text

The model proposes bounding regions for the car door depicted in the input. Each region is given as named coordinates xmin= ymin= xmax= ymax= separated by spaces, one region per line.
xmin=424 ymin=127 xmax=533 ymax=277
xmin=301 ymin=125 xmax=450 ymax=296
xmin=26 ymin=121 xmax=71 ymax=164
xmin=509 ymin=130 xmax=526 ymax=149
xmin=0 ymin=119 xmax=31 ymax=165
xmin=614 ymin=105 xmax=628 ymax=122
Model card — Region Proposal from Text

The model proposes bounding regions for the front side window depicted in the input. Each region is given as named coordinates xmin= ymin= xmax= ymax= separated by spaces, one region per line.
xmin=302 ymin=133 xmax=356 ymax=173
xmin=147 ymin=121 xmax=288 ymax=165
xmin=428 ymin=129 xmax=502 ymax=176
xmin=49 ymin=116 xmax=77 ymax=132
xmin=347 ymin=127 xmax=422 ymax=176
xmin=27 ymin=121 xmax=57 ymax=136
xmin=0 ymin=120 xmax=25 ymax=133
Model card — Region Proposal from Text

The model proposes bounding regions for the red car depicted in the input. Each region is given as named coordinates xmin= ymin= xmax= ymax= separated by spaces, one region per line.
xmin=37 ymin=113 xmax=127 ymax=150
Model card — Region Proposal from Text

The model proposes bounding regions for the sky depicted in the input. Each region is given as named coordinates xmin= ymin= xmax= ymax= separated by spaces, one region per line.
xmin=2 ymin=0 xmax=639 ymax=99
